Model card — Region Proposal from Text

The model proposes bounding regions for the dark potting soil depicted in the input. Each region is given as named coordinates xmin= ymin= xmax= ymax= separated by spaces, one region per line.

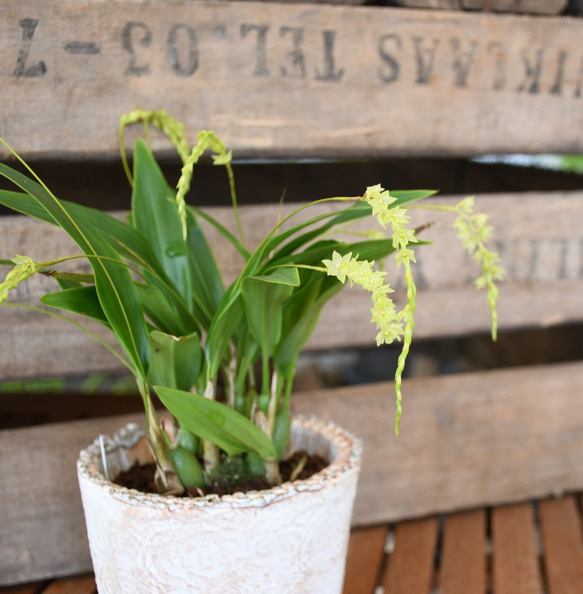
xmin=114 ymin=450 xmax=328 ymax=498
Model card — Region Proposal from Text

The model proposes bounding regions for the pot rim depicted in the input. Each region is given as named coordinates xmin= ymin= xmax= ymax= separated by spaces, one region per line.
xmin=77 ymin=415 xmax=362 ymax=510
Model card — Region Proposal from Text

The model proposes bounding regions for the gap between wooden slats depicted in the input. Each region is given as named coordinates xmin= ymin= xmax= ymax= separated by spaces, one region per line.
xmin=538 ymin=496 xmax=583 ymax=594
xmin=491 ymin=502 xmax=543 ymax=594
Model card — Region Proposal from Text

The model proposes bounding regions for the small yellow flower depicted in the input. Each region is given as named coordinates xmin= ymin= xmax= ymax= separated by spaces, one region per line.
xmin=322 ymin=251 xmax=353 ymax=284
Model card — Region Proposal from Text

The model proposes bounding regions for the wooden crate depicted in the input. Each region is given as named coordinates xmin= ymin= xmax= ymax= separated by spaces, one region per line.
xmin=1 ymin=0 xmax=583 ymax=587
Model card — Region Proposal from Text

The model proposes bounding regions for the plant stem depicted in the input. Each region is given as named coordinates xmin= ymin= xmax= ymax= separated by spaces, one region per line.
xmin=138 ymin=378 xmax=184 ymax=494
xmin=202 ymin=379 xmax=220 ymax=472
xmin=253 ymin=408 xmax=281 ymax=486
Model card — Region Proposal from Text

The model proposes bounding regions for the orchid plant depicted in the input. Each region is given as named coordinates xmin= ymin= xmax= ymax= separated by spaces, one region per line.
xmin=0 ymin=110 xmax=503 ymax=495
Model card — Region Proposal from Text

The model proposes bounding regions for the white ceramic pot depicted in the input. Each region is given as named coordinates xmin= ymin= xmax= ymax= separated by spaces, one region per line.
xmin=77 ymin=416 xmax=362 ymax=594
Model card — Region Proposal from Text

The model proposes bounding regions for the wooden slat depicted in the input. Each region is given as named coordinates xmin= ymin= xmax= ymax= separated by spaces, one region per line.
xmin=4 ymin=191 xmax=583 ymax=381
xmin=1 ymin=2 xmax=583 ymax=160
xmin=342 ymin=526 xmax=388 ymax=594
xmin=0 ymin=414 xmax=142 ymax=585
xmin=293 ymin=361 xmax=583 ymax=526
xmin=399 ymin=0 xmax=568 ymax=14
xmin=381 ymin=517 xmax=439 ymax=594
xmin=42 ymin=576 xmax=96 ymax=594
xmin=491 ymin=503 xmax=542 ymax=594
xmin=538 ymin=496 xmax=583 ymax=594
xmin=439 ymin=509 xmax=486 ymax=594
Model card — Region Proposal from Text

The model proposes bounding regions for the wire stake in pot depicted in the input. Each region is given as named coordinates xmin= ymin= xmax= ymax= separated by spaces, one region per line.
xmin=99 ymin=435 xmax=110 ymax=482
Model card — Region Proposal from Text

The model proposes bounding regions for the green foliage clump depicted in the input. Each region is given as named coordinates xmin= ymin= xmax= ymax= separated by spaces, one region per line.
xmin=0 ymin=110 xmax=503 ymax=493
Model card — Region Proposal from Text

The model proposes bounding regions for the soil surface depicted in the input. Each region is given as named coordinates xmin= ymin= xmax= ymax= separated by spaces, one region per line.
xmin=114 ymin=450 xmax=328 ymax=497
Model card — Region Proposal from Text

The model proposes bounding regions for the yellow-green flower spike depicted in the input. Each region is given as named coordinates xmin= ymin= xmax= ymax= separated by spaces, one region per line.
xmin=452 ymin=197 xmax=505 ymax=340
xmin=0 ymin=256 xmax=40 ymax=304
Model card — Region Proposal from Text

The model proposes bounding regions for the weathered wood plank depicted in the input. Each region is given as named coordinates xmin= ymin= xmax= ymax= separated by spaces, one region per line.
xmin=381 ymin=517 xmax=439 ymax=593
xmin=1 ymin=2 xmax=583 ymax=159
xmin=4 ymin=361 xmax=583 ymax=583
xmin=342 ymin=526 xmax=388 ymax=594
xmin=491 ymin=503 xmax=542 ymax=594
xmin=0 ymin=413 xmax=142 ymax=585
xmin=538 ymin=496 xmax=583 ymax=594
xmin=439 ymin=509 xmax=486 ymax=594
xmin=399 ymin=0 xmax=568 ymax=14
xmin=3 ymin=191 xmax=583 ymax=381
xmin=294 ymin=361 xmax=583 ymax=526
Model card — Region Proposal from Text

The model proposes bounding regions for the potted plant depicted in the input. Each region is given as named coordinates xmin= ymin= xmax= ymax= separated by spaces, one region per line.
xmin=0 ymin=110 xmax=503 ymax=592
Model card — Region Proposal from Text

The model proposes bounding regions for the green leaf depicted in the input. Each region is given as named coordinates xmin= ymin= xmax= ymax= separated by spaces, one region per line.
xmin=185 ymin=209 xmax=225 ymax=328
xmin=155 ymin=386 xmax=277 ymax=459
xmin=41 ymin=286 xmax=109 ymax=325
xmin=241 ymin=267 xmax=300 ymax=357
xmin=148 ymin=330 xmax=202 ymax=391
xmin=275 ymin=275 xmax=343 ymax=375
xmin=204 ymin=285 xmax=244 ymax=380
xmin=131 ymin=140 xmax=193 ymax=307
xmin=136 ymin=282 xmax=198 ymax=337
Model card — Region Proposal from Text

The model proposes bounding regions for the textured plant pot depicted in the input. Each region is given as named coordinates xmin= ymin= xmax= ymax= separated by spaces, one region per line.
xmin=77 ymin=415 xmax=362 ymax=594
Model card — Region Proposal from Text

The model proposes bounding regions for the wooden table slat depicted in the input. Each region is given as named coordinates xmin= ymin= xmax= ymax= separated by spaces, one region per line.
xmin=41 ymin=576 xmax=96 ymax=594
xmin=343 ymin=526 xmax=389 ymax=594
xmin=439 ymin=509 xmax=487 ymax=594
xmin=381 ymin=517 xmax=439 ymax=594
xmin=492 ymin=502 xmax=543 ymax=594
xmin=538 ymin=496 xmax=583 ymax=594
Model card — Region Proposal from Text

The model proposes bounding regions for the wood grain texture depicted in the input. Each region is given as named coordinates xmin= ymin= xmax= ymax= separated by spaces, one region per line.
xmin=343 ymin=526 xmax=388 ymax=594
xmin=3 ymin=191 xmax=583 ymax=381
xmin=401 ymin=0 xmax=568 ymax=13
xmin=1 ymin=2 xmax=583 ymax=159
xmin=538 ymin=496 xmax=583 ymax=594
xmin=491 ymin=503 xmax=542 ymax=594
xmin=381 ymin=517 xmax=439 ymax=593
xmin=0 ymin=413 xmax=142 ymax=585
xmin=439 ymin=509 xmax=487 ymax=594
xmin=293 ymin=361 xmax=583 ymax=526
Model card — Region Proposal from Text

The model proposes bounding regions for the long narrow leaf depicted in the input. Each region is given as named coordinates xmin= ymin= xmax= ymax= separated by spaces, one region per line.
xmin=41 ymin=286 xmax=109 ymax=325
xmin=131 ymin=140 xmax=193 ymax=308
xmin=155 ymin=386 xmax=277 ymax=459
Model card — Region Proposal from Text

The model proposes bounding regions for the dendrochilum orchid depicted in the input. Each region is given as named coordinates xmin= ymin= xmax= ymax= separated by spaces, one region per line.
xmin=0 ymin=110 xmax=503 ymax=491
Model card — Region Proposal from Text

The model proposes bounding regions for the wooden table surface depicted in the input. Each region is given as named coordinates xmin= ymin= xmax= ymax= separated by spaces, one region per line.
xmin=2 ymin=493 xmax=582 ymax=594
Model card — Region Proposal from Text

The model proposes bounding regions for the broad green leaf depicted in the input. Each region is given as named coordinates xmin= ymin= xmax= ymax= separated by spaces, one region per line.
xmin=241 ymin=267 xmax=300 ymax=357
xmin=41 ymin=286 xmax=109 ymax=325
xmin=136 ymin=283 xmax=198 ymax=337
xmin=131 ymin=140 xmax=193 ymax=307
xmin=148 ymin=330 xmax=202 ymax=391
xmin=185 ymin=209 xmax=225 ymax=328
xmin=155 ymin=386 xmax=277 ymax=459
